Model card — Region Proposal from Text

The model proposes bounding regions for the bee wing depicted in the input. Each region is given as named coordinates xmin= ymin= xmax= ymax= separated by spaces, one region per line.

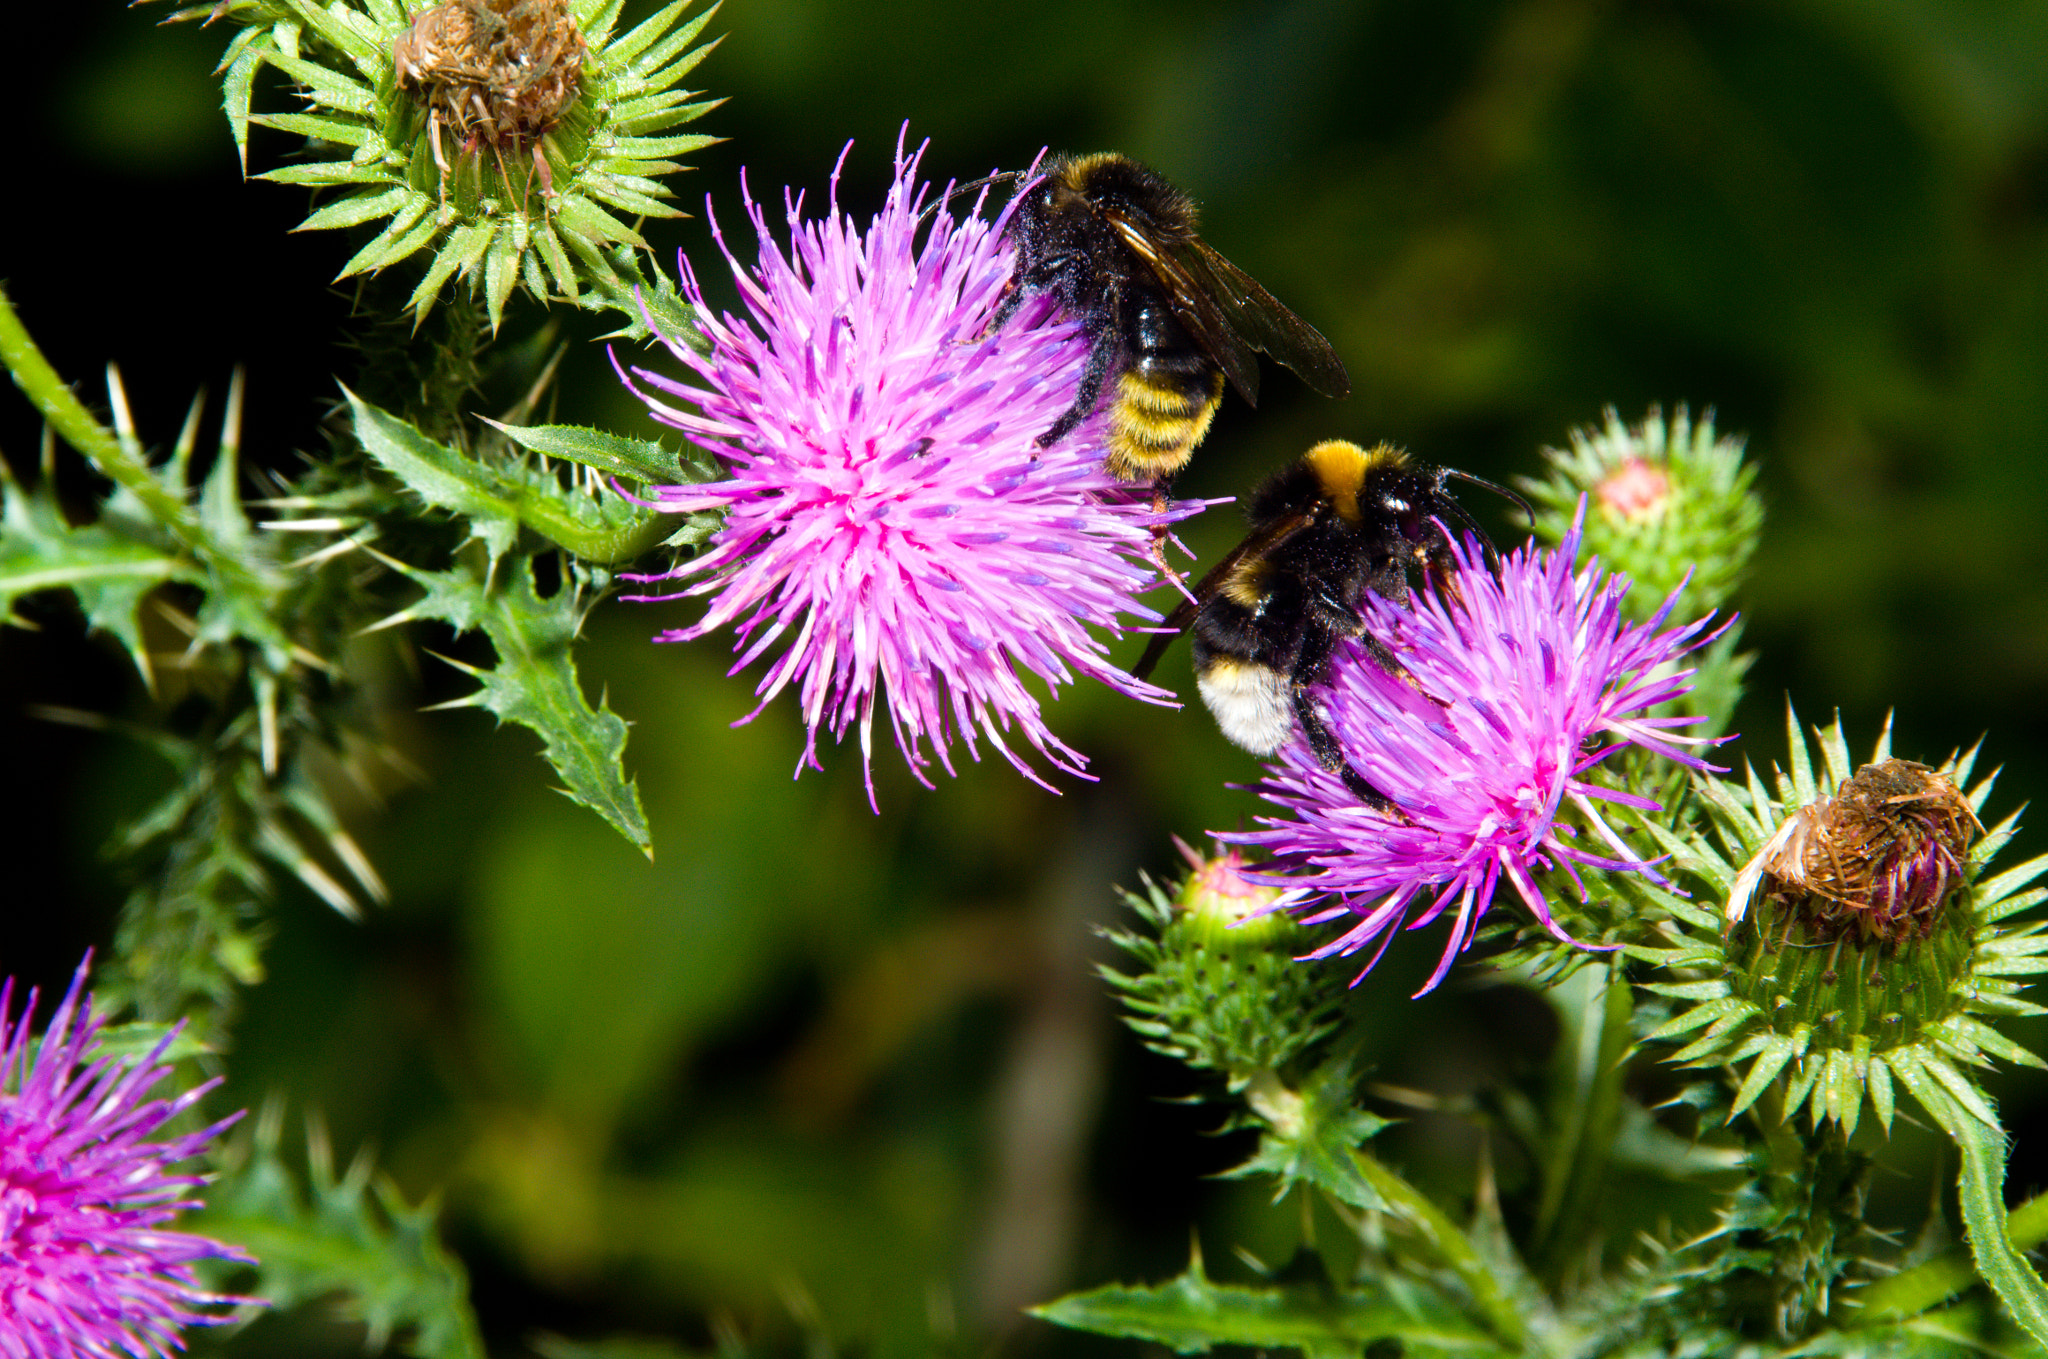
xmin=1105 ymin=215 xmax=1267 ymax=406
xmin=1131 ymin=510 xmax=1316 ymax=682
xmin=1170 ymin=239 xmax=1352 ymax=400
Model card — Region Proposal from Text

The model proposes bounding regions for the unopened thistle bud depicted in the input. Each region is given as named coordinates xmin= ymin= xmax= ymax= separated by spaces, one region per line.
xmin=1099 ymin=846 xmax=1345 ymax=1087
xmin=1521 ymin=406 xmax=1762 ymax=619
xmin=1642 ymin=709 xmax=2047 ymax=1136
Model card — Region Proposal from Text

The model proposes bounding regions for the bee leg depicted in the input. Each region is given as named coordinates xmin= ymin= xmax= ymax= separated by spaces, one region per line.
xmin=1292 ymin=686 xmax=1405 ymax=818
xmin=1351 ymin=630 xmax=1449 ymax=708
xmin=1036 ymin=324 xmax=1117 ymax=449
xmin=986 ymin=280 xmax=1026 ymax=337
xmin=1142 ymin=483 xmax=1198 ymax=604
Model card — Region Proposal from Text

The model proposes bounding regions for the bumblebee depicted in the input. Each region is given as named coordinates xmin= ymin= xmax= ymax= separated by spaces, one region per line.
xmin=1133 ymin=440 xmax=1513 ymax=808
xmin=989 ymin=153 xmax=1351 ymax=483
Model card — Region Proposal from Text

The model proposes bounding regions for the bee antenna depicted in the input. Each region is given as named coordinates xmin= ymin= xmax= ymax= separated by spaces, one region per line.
xmin=1444 ymin=468 xmax=1535 ymax=532
xmin=915 ymin=170 xmax=1027 ymax=223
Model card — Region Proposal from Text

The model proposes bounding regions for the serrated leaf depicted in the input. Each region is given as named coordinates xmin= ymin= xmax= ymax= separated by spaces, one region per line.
xmin=350 ymin=394 xmax=670 ymax=563
xmin=488 ymin=421 xmax=697 ymax=485
xmin=1031 ymin=1259 xmax=1501 ymax=1357
xmin=0 ymin=462 xmax=196 ymax=683
xmin=1915 ymin=1077 xmax=2048 ymax=1348
xmin=1224 ymin=1060 xmax=1391 ymax=1213
xmin=196 ymin=1116 xmax=486 ymax=1359
xmin=348 ymin=391 xmax=517 ymax=558
xmin=404 ymin=553 xmax=651 ymax=854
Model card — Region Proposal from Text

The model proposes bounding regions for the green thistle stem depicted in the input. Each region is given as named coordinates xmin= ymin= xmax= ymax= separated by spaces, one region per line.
xmin=0 ymin=285 xmax=261 ymax=597
xmin=526 ymin=499 xmax=681 ymax=563
xmin=1346 ymin=1146 xmax=1537 ymax=1354
xmin=1852 ymin=1189 xmax=2048 ymax=1322
xmin=1529 ymin=961 xmax=1631 ymax=1281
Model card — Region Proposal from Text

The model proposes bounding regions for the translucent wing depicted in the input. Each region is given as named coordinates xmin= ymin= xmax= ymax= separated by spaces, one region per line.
xmin=1104 ymin=214 xmax=1267 ymax=406
xmin=1131 ymin=510 xmax=1317 ymax=682
xmin=1172 ymin=239 xmax=1351 ymax=400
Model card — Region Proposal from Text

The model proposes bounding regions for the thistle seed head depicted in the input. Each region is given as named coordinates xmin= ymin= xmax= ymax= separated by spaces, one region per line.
xmin=394 ymin=0 xmax=587 ymax=151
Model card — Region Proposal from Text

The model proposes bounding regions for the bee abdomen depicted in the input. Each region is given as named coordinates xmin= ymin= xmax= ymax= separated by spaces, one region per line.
xmin=1107 ymin=367 xmax=1225 ymax=480
xmin=1193 ymin=651 xmax=1294 ymax=756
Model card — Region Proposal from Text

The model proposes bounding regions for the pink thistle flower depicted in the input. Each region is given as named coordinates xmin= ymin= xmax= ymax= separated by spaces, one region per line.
xmin=0 ymin=957 xmax=251 ymax=1357
xmin=1229 ymin=504 xmax=1726 ymax=995
xmin=619 ymin=138 xmax=1194 ymax=804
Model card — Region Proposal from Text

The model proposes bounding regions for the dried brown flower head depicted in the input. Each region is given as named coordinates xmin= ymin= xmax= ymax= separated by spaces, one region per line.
xmin=395 ymin=0 xmax=586 ymax=170
xmin=1728 ymin=758 xmax=1984 ymax=945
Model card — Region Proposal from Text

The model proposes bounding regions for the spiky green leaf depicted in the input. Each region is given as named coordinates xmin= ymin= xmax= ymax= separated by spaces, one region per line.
xmin=196 ymin=1115 xmax=485 ymax=1359
xmin=1032 ymin=1255 xmax=1503 ymax=1357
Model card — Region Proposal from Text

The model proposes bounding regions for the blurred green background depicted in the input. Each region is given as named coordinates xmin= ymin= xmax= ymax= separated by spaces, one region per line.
xmin=6 ymin=0 xmax=2048 ymax=1354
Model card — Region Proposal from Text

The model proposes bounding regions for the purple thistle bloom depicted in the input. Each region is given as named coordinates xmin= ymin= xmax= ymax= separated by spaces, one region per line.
xmin=1230 ymin=505 xmax=1726 ymax=995
xmin=619 ymin=138 xmax=1194 ymax=803
xmin=0 ymin=957 xmax=250 ymax=1358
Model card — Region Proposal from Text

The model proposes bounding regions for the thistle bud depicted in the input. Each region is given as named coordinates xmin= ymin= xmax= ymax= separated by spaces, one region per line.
xmin=149 ymin=0 xmax=722 ymax=328
xmin=1520 ymin=405 xmax=1762 ymax=620
xmin=1099 ymin=846 xmax=1346 ymax=1086
xmin=1595 ymin=456 xmax=1672 ymax=520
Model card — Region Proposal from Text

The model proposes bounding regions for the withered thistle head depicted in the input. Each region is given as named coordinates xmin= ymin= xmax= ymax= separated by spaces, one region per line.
xmin=394 ymin=0 xmax=587 ymax=152
xmin=1729 ymin=758 xmax=1984 ymax=946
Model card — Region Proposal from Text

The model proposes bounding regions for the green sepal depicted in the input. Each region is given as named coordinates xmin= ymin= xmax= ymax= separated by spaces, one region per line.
xmin=252 ymin=109 xmax=381 ymax=149
xmin=1030 ymin=1246 xmax=1504 ymax=1358
xmin=194 ymin=1108 xmax=486 ymax=1359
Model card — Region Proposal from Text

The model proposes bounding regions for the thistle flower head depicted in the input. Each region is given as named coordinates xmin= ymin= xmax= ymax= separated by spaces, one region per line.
xmin=1642 ymin=709 xmax=2047 ymax=1137
xmin=0 ymin=958 xmax=251 ymax=1357
xmin=620 ymin=140 xmax=1194 ymax=804
xmin=1231 ymin=506 xmax=1725 ymax=995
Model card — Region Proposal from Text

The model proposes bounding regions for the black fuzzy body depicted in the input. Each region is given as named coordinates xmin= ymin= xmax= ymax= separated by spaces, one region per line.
xmin=990 ymin=153 xmax=1346 ymax=482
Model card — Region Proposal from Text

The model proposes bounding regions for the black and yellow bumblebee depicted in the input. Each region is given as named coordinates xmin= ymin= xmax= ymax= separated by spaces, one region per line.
xmin=1133 ymin=440 xmax=1517 ymax=809
xmin=988 ymin=153 xmax=1351 ymax=482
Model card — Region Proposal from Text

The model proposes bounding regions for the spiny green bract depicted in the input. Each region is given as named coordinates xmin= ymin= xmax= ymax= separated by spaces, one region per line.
xmin=156 ymin=0 xmax=720 ymax=331
xmin=1632 ymin=706 xmax=2048 ymax=1139
xmin=1099 ymin=855 xmax=1346 ymax=1086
